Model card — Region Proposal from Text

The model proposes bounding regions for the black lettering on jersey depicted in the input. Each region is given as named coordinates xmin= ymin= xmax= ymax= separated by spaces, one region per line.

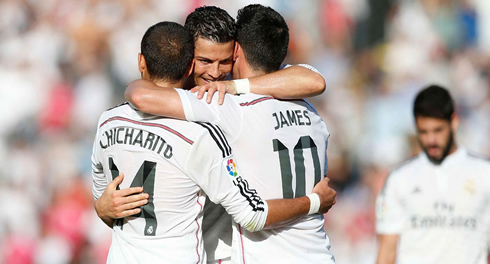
xmin=272 ymin=110 xmax=312 ymax=130
xmin=105 ymin=129 xmax=114 ymax=147
xmin=286 ymin=110 xmax=297 ymax=125
xmin=101 ymin=127 xmax=173 ymax=159
xmin=124 ymin=128 xmax=134 ymax=144
xmin=116 ymin=128 xmax=124 ymax=144
xmin=133 ymin=130 xmax=143 ymax=147
xmin=152 ymin=135 xmax=161 ymax=151
xmin=304 ymin=110 xmax=311 ymax=125
xmin=144 ymin=132 xmax=155 ymax=150
xmin=279 ymin=112 xmax=289 ymax=128
xmin=156 ymin=138 xmax=167 ymax=154
xmin=163 ymin=145 xmax=173 ymax=159
xmin=295 ymin=110 xmax=305 ymax=125
xmin=100 ymin=138 xmax=108 ymax=149
xmin=272 ymin=113 xmax=280 ymax=130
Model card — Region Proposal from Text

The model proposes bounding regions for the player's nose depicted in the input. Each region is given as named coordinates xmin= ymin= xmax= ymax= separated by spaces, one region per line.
xmin=208 ymin=63 xmax=221 ymax=79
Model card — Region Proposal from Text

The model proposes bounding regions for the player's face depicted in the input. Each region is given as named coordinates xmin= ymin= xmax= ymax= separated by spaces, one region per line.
xmin=415 ymin=116 xmax=455 ymax=164
xmin=193 ymin=38 xmax=234 ymax=86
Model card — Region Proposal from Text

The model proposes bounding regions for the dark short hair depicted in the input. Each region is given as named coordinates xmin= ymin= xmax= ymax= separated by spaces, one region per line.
xmin=236 ymin=4 xmax=289 ymax=73
xmin=185 ymin=6 xmax=236 ymax=43
xmin=141 ymin=21 xmax=194 ymax=82
xmin=413 ymin=85 xmax=455 ymax=121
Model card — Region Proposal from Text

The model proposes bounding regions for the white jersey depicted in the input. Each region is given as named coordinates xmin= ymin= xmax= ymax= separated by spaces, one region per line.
xmin=176 ymin=90 xmax=334 ymax=264
xmin=91 ymin=103 xmax=270 ymax=264
xmin=376 ymin=148 xmax=490 ymax=264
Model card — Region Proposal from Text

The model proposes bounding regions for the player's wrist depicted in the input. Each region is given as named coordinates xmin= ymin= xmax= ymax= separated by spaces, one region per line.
xmin=233 ymin=78 xmax=250 ymax=94
xmin=307 ymin=193 xmax=321 ymax=215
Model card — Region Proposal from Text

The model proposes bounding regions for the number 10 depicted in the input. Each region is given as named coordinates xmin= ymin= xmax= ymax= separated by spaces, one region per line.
xmin=273 ymin=135 xmax=321 ymax=198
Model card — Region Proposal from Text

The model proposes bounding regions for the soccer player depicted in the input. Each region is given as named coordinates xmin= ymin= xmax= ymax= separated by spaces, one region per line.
xmin=120 ymin=4 xmax=336 ymax=263
xmin=375 ymin=85 xmax=490 ymax=264
xmin=92 ymin=21 xmax=336 ymax=264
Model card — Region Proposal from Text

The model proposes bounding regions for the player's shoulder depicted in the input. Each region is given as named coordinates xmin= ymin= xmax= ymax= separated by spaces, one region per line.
xmin=387 ymin=154 xmax=423 ymax=180
xmin=233 ymin=93 xmax=275 ymax=106
xmin=189 ymin=121 xmax=232 ymax=158
xmin=463 ymin=148 xmax=490 ymax=168
xmin=96 ymin=102 xmax=131 ymax=126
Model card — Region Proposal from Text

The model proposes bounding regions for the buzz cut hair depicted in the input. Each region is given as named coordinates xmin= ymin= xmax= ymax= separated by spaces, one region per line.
xmin=140 ymin=21 xmax=194 ymax=82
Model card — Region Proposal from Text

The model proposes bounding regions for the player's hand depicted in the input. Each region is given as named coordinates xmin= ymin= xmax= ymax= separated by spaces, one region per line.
xmin=312 ymin=177 xmax=337 ymax=214
xmin=95 ymin=173 xmax=149 ymax=219
xmin=190 ymin=81 xmax=237 ymax=105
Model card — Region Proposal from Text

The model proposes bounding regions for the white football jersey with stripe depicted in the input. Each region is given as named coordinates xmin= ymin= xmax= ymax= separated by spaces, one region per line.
xmin=91 ymin=103 xmax=270 ymax=264
xmin=376 ymin=148 xmax=490 ymax=264
xmin=176 ymin=90 xmax=335 ymax=264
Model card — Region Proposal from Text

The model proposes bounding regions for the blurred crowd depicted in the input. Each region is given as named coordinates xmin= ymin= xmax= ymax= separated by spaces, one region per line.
xmin=0 ymin=0 xmax=489 ymax=263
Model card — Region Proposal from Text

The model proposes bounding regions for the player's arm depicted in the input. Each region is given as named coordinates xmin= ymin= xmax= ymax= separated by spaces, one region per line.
xmin=190 ymin=64 xmax=325 ymax=104
xmin=376 ymin=234 xmax=398 ymax=264
xmin=249 ymin=64 xmax=325 ymax=98
xmin=264 ymin=177 xmax=336 ymax=229
xmin=375 ymin=172 xmax=404 ymax=264
xmin=125 ymin=80 xmax=185 ymax=120
xmin=126 ymin=82 xmax=242 ymax=141
xmin=91 ymin=125 xmax=115 ymax=228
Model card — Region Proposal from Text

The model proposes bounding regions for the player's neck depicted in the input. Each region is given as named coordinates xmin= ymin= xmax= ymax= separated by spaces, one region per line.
xmin=152 ymin=79 xmax=184 ymax=89
xmin=447 ymin=143 xmax=458 ymax=156
xmin=239 ymin=64 xmax=265 ymax=79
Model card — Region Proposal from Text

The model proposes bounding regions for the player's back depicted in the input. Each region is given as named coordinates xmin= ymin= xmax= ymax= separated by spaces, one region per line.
xmin=92 ymin=103 xmax=208 ymax=264
xmin=229 ymin=94 xmax=334 ymax=263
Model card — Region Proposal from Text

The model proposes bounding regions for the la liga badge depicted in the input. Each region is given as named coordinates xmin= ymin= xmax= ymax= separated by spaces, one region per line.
xmin=226 ymin=159 xmax=238 ymax=177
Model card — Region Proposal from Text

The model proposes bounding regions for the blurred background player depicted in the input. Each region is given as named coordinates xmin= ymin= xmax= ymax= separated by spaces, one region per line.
xmin=123 ymin=4 xmax=335 ymax=263
xmin=375 ymin=85 xmax=490 ymax=264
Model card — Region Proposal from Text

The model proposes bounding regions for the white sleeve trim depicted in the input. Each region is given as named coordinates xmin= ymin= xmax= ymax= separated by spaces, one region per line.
xmin=175 ymin=88 xmax=195 ymax=121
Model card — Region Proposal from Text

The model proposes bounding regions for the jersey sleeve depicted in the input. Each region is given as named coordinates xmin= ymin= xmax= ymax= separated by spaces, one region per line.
xmin=376 ymin=172 xmax=405 ymax=234
xmin=281 ymin=63 xmax=325 ymax=79
xmin=184 ymin=126 xmax=269 ymax=232
xmin=91 ymin=125 xmax=108 ymax=200
xmin=175 ymin=88 xmax=243 ymax=143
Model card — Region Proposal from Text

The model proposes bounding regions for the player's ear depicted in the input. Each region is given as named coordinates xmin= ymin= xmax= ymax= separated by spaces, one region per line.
xmin=233 ymin=42 xmax=241 ymax=61
xmin=184 ymin=59 xmax=194 ymax=78
xmin=138 ymin=53 xmax=147 ymax=74
xmin=450 ymin=113 xmax=460 ymax=132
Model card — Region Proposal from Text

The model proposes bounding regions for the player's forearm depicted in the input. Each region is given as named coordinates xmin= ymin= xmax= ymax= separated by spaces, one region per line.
xmin=95 ymin=199 xmax=114 ymax=228
xmin=376 ymin=234 xmax=398 ymax=264
xmin=248 ymin=65 xmax=325 ymax=99
xmin=263 ymin=196 xmax=310 ymax=229
xmin=125 ymin=80 xmax=185 ymax=119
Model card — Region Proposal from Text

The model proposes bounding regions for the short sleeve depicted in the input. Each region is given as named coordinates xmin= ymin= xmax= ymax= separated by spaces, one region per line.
xmin=281 ymin=63 xmax=325 ymax=79
xmin=175 ymin=89 xmax=243 ymax=143
xmin=376 ymin=172 xmax=405 ymax=234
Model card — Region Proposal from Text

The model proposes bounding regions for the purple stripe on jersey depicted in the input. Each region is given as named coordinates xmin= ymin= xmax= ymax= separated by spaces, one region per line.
xmin=195 ymin=193 xmax=203 ymax=264
xmin=238 ymin=224 xmax=246 ymax=264
xmin=239 ymin=96 xmax=274 ymax=106
xmin=99 ymin=116 xmax=194 ymax=145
